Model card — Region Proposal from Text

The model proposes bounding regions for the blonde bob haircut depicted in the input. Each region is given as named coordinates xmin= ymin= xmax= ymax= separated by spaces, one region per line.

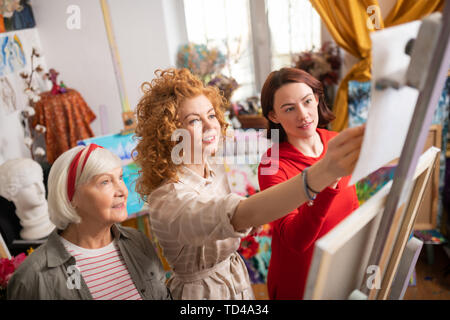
xmin=134 ymin=68 xmax=228 ymax=200
xmin=47 ymin=145 xmax=122 ymax=230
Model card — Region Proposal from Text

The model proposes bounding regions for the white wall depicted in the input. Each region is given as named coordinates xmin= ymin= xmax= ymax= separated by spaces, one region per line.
xmin=161 ymin=0 xmax=189 ymax=67
xmin=31 ymin=0 xmax=122 ymax=135
xmin=31 ymin=0 xmax=188 ymax=136
xmin=108 ymin=0 xmax=187 ymax=115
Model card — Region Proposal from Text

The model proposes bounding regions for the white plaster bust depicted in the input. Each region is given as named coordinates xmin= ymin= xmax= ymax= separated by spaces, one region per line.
xmin=0 ymin=158 xmax=54 ymax=240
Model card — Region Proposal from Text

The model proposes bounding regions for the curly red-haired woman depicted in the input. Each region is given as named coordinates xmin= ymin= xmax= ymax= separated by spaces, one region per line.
xmin=134 ymin=68 xmax=364 ymax=300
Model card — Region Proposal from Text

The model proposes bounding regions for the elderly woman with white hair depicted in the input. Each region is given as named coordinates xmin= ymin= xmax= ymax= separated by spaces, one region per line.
xmin=7 ymin=144 xmax=171 ymax=300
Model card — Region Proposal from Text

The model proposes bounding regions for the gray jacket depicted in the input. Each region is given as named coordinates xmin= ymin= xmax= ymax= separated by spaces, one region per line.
xmin=7 ymin=224 xmax=172 ymax=300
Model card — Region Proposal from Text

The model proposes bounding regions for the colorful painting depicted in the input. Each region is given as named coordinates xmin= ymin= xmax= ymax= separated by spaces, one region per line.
xmin=121 ymin=161 xmax=144 ymax=216
xmin=443 ymin=158 xmax=450 ymax=236
xmin=78 ymin=132 xmax=144 ymax=215
xmin=226 ymin=163 xmax=259 ymax=197
xmin=225 ymin=137 xmax=273 ymax=284
xmin=2 ymin=0 xmax=36 ymax=32
xmin=239 ymin=225 xmax=272 ymax=284
xmin=78 ymin=132 xmax=137 ymax=163
xmin=413 ymin=229 xmax=447 ymax=245
xmin=0 ymin=15 xmax=5 ymax=33
xmin=356 ymin=165 xmax=396 ymax=205
xmin=0 ymin=76 xmax=16 ymax=114
xmin=348 ymin=77 xmax=449 ymax=229
xmin=0 ymin=34 xmax=26 ymax=76
xmin=348 ymin=80 xmax=371 ymax=128
xmin=433 ymin=77 xmax=449 ymax=229
xmin=228 ymin=162 xmax=273 ymax=284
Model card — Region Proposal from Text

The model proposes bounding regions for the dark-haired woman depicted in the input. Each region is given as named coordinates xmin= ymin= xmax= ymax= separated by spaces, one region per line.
xmin=258 ymin=67 xmax=361 ymax=300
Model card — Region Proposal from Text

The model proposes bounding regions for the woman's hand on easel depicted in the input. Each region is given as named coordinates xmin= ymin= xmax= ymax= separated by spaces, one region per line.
xmin=308 ymin=125 xmax=365 ymax=192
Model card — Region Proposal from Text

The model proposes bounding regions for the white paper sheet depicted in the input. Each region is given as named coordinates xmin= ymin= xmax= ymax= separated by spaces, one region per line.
xmin=350 ymin=20 xmax=421 ymax=185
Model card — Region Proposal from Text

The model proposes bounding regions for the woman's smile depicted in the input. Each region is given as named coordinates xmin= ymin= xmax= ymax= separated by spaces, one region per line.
xmin=297 ymin=121 xmax=314 ymax=130
xmin=202 ymin=135 xmax=216 ymax=144
xmin=112 ymin=202 xmax=126 ymax=210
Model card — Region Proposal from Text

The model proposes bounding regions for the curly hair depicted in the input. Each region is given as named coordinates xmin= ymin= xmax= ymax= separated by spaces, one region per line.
xmin=134 ymin=68 xmax=228 ymax=200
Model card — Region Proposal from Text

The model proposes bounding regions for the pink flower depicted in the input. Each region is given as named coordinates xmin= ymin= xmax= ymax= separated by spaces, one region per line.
xmin=0 ymin=259 xmax=15 ymax=288
xmin=257 ymin=224 xmax=273 ymax=237
xmin=0 ymin=253 xmax=27 ymax=288
xmin=12 ymin=253 xmax=26 ymax=269
xmin=246 ymin=184 xmax=256 ymax=196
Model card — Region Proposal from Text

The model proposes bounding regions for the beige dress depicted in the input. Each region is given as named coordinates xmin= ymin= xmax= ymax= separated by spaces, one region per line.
xmin=148 ymin=161 xmax=254 ymax=300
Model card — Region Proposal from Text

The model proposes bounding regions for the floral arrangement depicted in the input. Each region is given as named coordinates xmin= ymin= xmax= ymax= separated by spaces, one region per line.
xmin=177 ymin=42 xmax=240 ymax=104
xmin=238 ymin=234 xmax=259 ymax=259
xmin=238 ymin=224 xmax=273 ymax=284
xmin=19 ymin=47 xmax=47 ymax=160
xmin=207 ymin=74 xmax=239 ymax=103
xmin=0 ymin=252 xmax=26 ymax=299
xmin=294 ymin=41 xmax=341 ymax=87
xmin=177 ymin=43 xmax=226 ymax=84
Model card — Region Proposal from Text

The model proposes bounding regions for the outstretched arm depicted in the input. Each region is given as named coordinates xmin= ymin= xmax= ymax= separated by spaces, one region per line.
xmin=231 ymin=125 xmax=365 ymax=231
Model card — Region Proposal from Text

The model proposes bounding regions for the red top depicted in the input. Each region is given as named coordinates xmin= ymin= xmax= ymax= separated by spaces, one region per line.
xmin=258 ymin=128 xmax=359 ymax=299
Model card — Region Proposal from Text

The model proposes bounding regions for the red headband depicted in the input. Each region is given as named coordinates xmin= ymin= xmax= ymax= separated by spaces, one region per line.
xmin=67 ymin=144 xmax=104 ymax=202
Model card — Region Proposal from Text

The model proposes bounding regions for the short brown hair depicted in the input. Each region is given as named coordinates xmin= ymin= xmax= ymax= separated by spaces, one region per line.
xmin=260 ymin=67 xmax=335 ymax=142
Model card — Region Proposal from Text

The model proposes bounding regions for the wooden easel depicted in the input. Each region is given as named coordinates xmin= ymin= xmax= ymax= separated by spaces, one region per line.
xmin=99 ymin=0 xmax=137 ymax=135
xmin=304 ymin=147 xmax=440 ymax=299
xmin=305 ymin=2 xmax=450 ymax=300
xmin=360 ymin=1 xmax=450 ymax=300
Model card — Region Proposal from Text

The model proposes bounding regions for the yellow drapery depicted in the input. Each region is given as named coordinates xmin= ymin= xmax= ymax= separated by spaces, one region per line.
xmin=384 ymin=0 xmax=444 ymax=27
xmin=310 ymin=0 xmax=443 ymax=131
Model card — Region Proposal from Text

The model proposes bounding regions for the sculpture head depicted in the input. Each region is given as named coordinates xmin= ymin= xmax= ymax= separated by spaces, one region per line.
xmin=0 ymin=158 xmax=54 ymax=240
xmin=0 ymin=158 xmax=46 ymax=211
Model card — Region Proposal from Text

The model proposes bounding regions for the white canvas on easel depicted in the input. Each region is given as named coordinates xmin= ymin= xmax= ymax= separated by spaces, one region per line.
xmin=304 ymin=2 xmax=450 ymax=299
xmin=304 ymin=180 xmax=389 ymax=299
xmin=350 ymin=20 xmax=421 ymax=185
xmin=304 ymin=147 xmax=440 ymax=300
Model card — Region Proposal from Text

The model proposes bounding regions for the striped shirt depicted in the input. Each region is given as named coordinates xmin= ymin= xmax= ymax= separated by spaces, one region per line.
xmin=60 ymin=236 xmax=142 ymax=300
xmin=148 ymin=161 xmax=254 ymax=300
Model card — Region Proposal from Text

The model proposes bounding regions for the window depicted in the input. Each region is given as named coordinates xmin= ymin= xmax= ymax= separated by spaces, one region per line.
xmin=182 ymin=0 xmax=322 ymax=99
xmin=267 ymin=0 xmax=321 ymax=70
xmin=183 ymin=0 xmax=256 ymax=101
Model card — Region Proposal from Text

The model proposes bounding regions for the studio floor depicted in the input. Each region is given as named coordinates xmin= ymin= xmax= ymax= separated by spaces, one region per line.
xmin=251 ymin=244 xmax=450 ymax=300
xmin=404 ymin=244 xmax=450 ymax=300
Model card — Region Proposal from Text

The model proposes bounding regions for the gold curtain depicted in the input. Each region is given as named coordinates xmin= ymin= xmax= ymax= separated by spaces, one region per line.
xmin=384 ymin=0 xmax=444 ymax=27
xmin=310 ymin=0 xmax=443 ymax=132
